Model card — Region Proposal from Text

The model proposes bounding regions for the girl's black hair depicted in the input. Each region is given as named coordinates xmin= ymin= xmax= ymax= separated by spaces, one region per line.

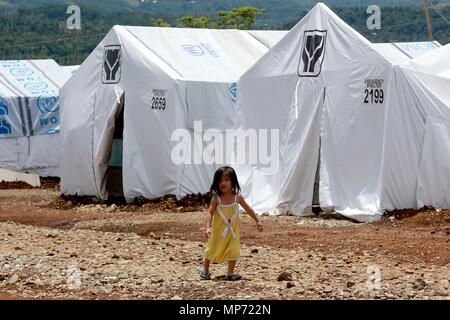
xmin=210 ymin=166 xmax=241 ymax=196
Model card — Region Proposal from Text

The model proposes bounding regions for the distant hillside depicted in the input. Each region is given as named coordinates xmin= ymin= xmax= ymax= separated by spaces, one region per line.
xmin=0 ymin=0 xmax=140 ymax=13
xmin=0 ymin=0 xmax=429 ymax=14
xmin=0 ymin=1 xmax=449 ymax=64
xmin=0 ymin=1 xmax=446 ymax=28
xmin=2 ymin=0 xmax=448 ymax=28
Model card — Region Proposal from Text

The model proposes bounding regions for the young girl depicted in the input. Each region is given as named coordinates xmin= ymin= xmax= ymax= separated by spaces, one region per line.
xmin=198 ymin=166 xmax=263 ymax=281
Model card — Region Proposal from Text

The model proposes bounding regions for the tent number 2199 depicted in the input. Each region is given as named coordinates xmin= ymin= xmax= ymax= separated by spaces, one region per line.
xmin=364 ymin=89 xmax=384 ymax=104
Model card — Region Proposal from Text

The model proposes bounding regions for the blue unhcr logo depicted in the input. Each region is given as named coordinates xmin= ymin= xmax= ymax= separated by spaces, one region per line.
xmin=182 ymin=43 xmax=219 ymax=57
xmin=0 ymin=99 xmax=8 ymax=115
xmin=45 ymin=127 xmax=59 ymax=134
xmin=182 ymin=44 xmax=205 ymax=56
xmin=229 ymin=82 xmax=237 ymax=104
xmin=10 ymin=67 xmax=34 ymax=77
xmin=37 ymin=96 xmax=59 ymax=113
xmin=0 ymin=119 xmax=12 ymax=135
xmin=24 ymin=81 xmax=49 ymax=91
xmin=199 ymin=43 xmax=219 ymax=57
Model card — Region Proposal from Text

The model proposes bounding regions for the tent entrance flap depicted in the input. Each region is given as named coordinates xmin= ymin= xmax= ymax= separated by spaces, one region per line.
xmin=312 ymin=137 xmax=321 ymax=212
xmin=277 ymin=80 xmax=325 ymax=215
xmin=106 ymin=94 xmax=124 ymax=197
xmin=91 ymin=85 xmax=124 ymax=199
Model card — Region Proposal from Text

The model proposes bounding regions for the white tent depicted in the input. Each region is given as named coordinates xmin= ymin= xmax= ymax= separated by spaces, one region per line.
xmin=236 ymin=3 xmax=450 ymax=222
xmin=0 ymin=59 xmax=70 ymax=176
xmin=407 ymin=43 xmax=450 ymax=77
xmin=400 ymin=44 xmax=450 ymax=209
xmin=60 ymin=26 xmax=286 ymax=199
xmin=63 ymin=65 xmax=80 ymax=75
xmin=247 ymin=30 xmax=289 ymax=47
xmin=372 ymin=41 xmax=440 ymax=64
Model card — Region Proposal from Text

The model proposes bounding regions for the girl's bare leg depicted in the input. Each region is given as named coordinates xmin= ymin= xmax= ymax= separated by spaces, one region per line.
xmin=204 ymin=258 xmax=211 ymax=273
xmin=227 ymin=260 xmax=236 ymax=275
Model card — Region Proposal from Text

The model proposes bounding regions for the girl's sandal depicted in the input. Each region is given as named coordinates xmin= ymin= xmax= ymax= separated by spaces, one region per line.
xmin=198 ymin=267 xmax=211 ymax=280
xmin=199 ymin=271 xmax=211 ymax=280
xmin=225 ymin=274 xmax=242 ymax=281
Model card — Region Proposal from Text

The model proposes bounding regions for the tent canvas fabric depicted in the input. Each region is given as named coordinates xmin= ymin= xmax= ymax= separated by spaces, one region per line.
xmin=0 ymin=59 xmax=70 ymax=176
xmin=372 ymin=41 xmax=441 ymax=64
xmin=397 ymin=45 xmax=450 ymax=210
xmin=60 ymin=27 xmax=286 ymax=199
xmin=235 ymin=3 xmax=450 ymax=222
xmin=63 ymin=65 xmax=80 ymax=75
xmin=247 ymin=30 xmax=289 ymax=48
xmin=407 ymin=43 xmax=450 ymax=77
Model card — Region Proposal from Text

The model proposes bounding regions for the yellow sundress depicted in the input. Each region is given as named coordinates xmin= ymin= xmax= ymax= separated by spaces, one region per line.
xmin=205 ymin=194 xmax=240 ymax=263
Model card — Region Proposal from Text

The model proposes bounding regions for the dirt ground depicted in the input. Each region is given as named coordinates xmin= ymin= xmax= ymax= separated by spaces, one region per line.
xmin=0 ymin=184 xmax=449 ymax=300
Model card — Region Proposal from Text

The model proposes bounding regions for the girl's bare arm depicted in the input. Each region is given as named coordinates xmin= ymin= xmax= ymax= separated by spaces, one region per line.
xmin=205 ymin=196 xmax=218 ymax=237
xmin=238 ymin=194 xmax=263 ymax=232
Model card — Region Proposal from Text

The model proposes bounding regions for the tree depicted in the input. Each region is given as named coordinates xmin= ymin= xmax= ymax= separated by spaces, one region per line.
xmin=151 ymin=18 xmax=171 ymax=27
xmin=216 ymin=10 xmax=232 ymax=29
xmin=1 ymin=4 xmax=449 ymax=66
xmin=179 ymin=16 xmax=195 ymax=28
xmin=178 ymin=15 xmax=211 ymax=28
xmin=180 ymin=6 xmax=266 ymax=30
xmin=227 ymin=7 xmax=266 ymax=29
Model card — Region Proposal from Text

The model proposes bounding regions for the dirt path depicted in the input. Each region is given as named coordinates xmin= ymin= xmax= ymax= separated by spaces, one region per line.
xmin=0 ymin=188 xmax=449 ymax=300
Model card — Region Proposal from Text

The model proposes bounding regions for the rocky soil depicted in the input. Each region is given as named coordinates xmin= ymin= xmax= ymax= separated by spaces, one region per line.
xmin=0 ymin=188 xmax=449 ymax=300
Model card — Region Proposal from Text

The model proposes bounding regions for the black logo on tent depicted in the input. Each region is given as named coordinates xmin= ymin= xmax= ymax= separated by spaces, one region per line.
xmin=102 ymin=45 xmax=121 ymax=84
xmin=298 ymin=30 xmax=327 ymax=77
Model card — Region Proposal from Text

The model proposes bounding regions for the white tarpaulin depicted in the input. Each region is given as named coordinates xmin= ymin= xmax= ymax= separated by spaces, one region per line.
xmin=0 ymin=59 xmax=70 ymax=176
xmin=407 ymin=43 xmax=450 ymax=78
xmin=247 ymin=30 xmax=289 ymax=48
xmin=373 ymin=41 xmax=440 ymax=64
xmin=0 ymin=168 xmax=40 ymax=187
xmin=0 ymin=60 xmax=63 ymax=137
xmin=63 ymin=65 xmax=80 ymax=75
xmin=392 ymin=41 xmax=441 ymax=58
xmin=236 ymin=3 xmax=450 ymax=222
xmin=61 ymin=27 xmax=286 ymax=199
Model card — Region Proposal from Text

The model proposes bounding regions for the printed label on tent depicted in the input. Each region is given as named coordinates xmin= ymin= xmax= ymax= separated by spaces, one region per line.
xmin=0 ymin=118 xmax=12 ymax=135
xmin=37 ymin=96 xmax=59 ymax=113
xmin=229 ymin=82 xmax=237 ymax=104
xmin=0 ymin=96 xmax=12 ymax=136
xmin=181 ymin=43 xmax=219 ymax=57
xmin=298 ymin=30 xmax=327 ymax=77
xmin=394 ymin=42 xmax=438 ymax=58
xmin=0 ymin=61 xmax=58 ymax=96
xmin=102 ymin=45 xmax=121 ymax=84
xmin=10 ymin=67 xmax=34 ymax=77
xmin=0 ymin=64 xmax=60 ymax=138
xmin=363 ymin=79 xmax=385 ymax=104
xmin=37 ymin=96 xmax=60 ymax=135
xmin=0 ymin=98 xmax=8 ymax=116
xmin=0 ymin=95 xmax=21 ymax=138
xmin=151 ymin=89 xmax=167 ymax=110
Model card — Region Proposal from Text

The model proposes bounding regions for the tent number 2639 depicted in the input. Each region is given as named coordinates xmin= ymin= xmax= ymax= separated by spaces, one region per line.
xmin=151 ymin=96 xmax=166 ymax=110
xmin=364 ymin=89 xmax=384 ymax=104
